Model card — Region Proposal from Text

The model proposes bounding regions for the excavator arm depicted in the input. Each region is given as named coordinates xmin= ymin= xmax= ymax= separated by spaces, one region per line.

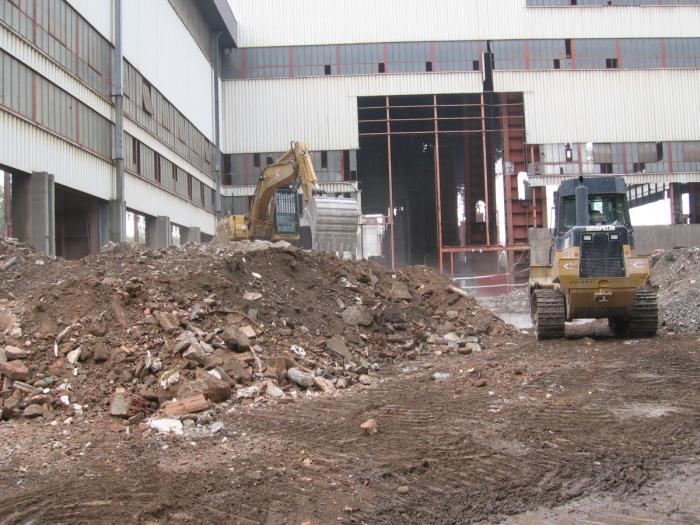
xmin=246 ymin=141 xmax=318 ymax=239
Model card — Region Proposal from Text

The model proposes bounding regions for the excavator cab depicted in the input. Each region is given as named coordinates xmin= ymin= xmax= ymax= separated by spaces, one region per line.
xmin=273 ymin=188 xmax=300 ymax=239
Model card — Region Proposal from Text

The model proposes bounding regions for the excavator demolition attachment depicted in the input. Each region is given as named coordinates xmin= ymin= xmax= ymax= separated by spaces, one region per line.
xmin=216 ymin=141 xmax=360 ymax=257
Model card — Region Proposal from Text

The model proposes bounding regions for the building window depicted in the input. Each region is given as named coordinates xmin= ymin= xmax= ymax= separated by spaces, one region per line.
xmin=378 ymin=62 xmax=385 ymax=73
xmin=682 ymin=142 xmax=700 ymax=162
xmin=605 ymin=58 xmax=619 ymax=69
xmin=321 ymin=151 xmax=328 ymax=169
xmin=253 ymin=153 xmax=261 ymax=168
xmin=142 ymin=81 xmax=154 ymax=115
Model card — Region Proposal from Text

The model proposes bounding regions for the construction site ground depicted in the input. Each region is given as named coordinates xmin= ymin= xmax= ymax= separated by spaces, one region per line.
xmin=0 ymin=325 xmax=699 ymax=524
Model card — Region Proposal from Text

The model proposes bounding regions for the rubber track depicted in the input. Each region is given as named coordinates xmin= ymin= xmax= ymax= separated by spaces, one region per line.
xmin=627 ymin=287 xmax=659 ymax=338
xmin=533 ymin=289 xmax=566 ymax=340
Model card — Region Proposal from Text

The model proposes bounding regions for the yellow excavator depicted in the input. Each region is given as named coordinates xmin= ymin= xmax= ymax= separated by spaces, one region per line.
xmin=529 ymin=176 xmax=658 ymax=340
xmin=216 ymin=141 xmax=359 ymax=254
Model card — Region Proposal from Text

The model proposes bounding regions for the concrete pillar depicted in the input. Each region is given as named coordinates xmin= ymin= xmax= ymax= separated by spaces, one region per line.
xmin=11 ymin=172 xmax=55 ymax=255
xmin=689 ymin=183 xmax=700 ymax=225
xmin=108 ymin=200 xmax=126 ymax=243
xmin=182 ymin=226 xmax=201 ymax=244
xmin=147 ymin=215 xmax=170 ymax=249
xmin=669 ymin=183 xmax=684 ymax=225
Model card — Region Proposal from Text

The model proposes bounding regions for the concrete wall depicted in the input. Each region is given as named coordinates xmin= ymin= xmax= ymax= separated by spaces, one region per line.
xmin=529 ymin=225 xmax=700 ymax=265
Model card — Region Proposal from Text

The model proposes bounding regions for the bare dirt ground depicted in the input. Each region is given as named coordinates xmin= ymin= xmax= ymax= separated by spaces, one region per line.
xmin=0 ymin=323 xmax=698 ymax=524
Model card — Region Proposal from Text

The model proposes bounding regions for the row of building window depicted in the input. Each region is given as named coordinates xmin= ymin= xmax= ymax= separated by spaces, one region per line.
xmin=0 ymin=48 xmax=111 ymax=159
xmin=527 ymin=0 xmax=700 ymax=6
xmin=0 ymin=48 xmax=215 ymax=212
xmin=1 ymin=0 xmax=216 ymax=181
xmin=222 ymin=38 xmax=700 ymax=79
xmin=222 ymin=150 xmax=358 ymax=186
xmin=2 ymin=0 xmax=112 ymax=97
xmin=535 ymin=141 xmax=700 ymax=176
xmin=124 ymin=133 xmax=214 ymax=212
xmin=123 ymin=61 xmax=214 ymax=179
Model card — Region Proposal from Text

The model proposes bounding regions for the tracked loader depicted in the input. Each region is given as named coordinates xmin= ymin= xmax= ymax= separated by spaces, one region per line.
xmin=216 ymin=141 xmax=360 ymax=255
xmin=529 ymin=176 xmax=658 ymax=340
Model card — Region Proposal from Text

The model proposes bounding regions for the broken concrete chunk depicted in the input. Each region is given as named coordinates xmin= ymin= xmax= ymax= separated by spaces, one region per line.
xmin=22 ymin=404 xmax=44 ymax=418
xmin=314 ymin=376 xmax=336 ymax=393
xmin=183 ymin=342 xmax=207 ymax=366
xmin=388 ymin=281 xmax=412 ymax=301
xmin=222 ymin=327 xmax=251 ymax=352
xmin=4 ymin=346 xmax=30 ymax=360
xmin=360 ymin=418 xmax=378 ymax=434
xmin=0 ymin=361 xmax=30 ymax=381
xmin=238 ymin=325 xmax=257 ymax=339
xmin=243 ymin=292 xmax=262 ymax=301
xmin=286 ymin=367 xmax=315 ymax=388
xmin=156 ymin=311 xmax=179 ymax=333
xmin=264 ymin=381 xmax=285 ymax=399
xmin=110 ymin=393 xmax=132 ymax=418
xmin=236 ymin=385 xmax=260 ymax=399
xmin=342 ymin=305 xmax=373 ymax=327
xmin=66 ymin=348 xmax=82 ymax=365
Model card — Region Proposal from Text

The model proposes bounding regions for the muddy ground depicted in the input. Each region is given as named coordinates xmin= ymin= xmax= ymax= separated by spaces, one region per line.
xmin=0 ymin=322 xmax=698 ymax=524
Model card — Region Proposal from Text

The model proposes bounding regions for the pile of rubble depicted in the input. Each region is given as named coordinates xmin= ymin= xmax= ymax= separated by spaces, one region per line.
xmin=650 ymin=246 xmax=700 ymax=333
xmin=0 ymin=238 xmax=509 ymax=430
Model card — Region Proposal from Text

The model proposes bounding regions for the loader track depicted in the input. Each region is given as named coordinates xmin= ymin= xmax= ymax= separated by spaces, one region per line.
xmin=531 ymin=288 xmax=566 ymax=340
xmin=627 ymin=287 xmax=659 ymax=338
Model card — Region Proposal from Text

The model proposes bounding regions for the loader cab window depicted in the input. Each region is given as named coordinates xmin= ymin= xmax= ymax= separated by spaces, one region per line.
xmin=561 ymin=194 xmax=628 ymax=231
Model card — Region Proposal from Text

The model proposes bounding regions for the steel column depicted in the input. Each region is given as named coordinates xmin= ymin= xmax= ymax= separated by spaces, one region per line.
xmin=386 ymin=96 xmax=396 ymax=271
xmin=480 ymin=92 xmax=490 ymax=246
xmin=433 ymin=95 xmax=444 ymax=274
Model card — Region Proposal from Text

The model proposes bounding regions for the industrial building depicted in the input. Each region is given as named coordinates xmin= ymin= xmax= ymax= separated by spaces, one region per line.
xmin=2 ymin=0 xmax=700 ymax=277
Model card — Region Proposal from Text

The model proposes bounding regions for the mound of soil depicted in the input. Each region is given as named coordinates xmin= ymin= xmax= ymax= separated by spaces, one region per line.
xmin=650 ymin=246 xmax=700 ymax=333
xmin=0 ymin=238 xmax=510 ymax=423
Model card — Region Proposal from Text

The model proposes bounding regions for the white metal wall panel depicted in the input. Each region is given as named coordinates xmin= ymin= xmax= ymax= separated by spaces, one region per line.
xmin=221 ymin=72 xmax=483 ymax=153
xmin=124 ymin=120 xmax=215 ymax=189
xmin=0 ymin=25 xmax=113 ymax=119
xmin=124 ymin=174 xmax=216 ymax=235
xmin=0 ymin=110 xmax=112 ymax=199
xmin=494 ymin=69 xmax=700 ymax=144
xmin=123 ymin=0 xmax=214 ymax=141
xmin=229 ymin=0 xmax=700 ymax=47
xmin=65 ymin=0 xmax=114 ymax=43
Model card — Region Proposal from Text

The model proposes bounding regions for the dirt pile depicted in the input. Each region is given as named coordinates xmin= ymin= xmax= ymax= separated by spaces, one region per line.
xmin=0 ymin=238 xmax=509 ymax=426
xmin=650 ymin=246 xmax=700 ymax=333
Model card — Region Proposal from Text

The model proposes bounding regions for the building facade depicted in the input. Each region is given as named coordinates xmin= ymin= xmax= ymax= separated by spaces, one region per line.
xmin=1 ymin=0 xmax=700 ymax=272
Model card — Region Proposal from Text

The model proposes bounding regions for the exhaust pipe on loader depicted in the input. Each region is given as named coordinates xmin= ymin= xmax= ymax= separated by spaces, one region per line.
xmin=575 ymin=177 xmax=589 ymax=227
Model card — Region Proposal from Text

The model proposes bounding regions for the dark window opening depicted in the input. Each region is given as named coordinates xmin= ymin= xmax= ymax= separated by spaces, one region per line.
xmin=378 ymin=62 xmax=385 ymax=73
xmin=472 ymin=60 xmax=480 ymax=71
xmin=154 ymin=153 xmax=161 ymax=183
xmin=142 ymin=81 xmax=154 ymax=116
xmin=222 ymin=173 xmax=233 ymax=186
xmin=172 ymin=164 xmax=178 ymax=182
xmin=266 ymin=156 xmax=274 ymax=166
xmin=425 ymin=61 xmax=433 ymax=72
xmin=553 ymin=58 xmax=561 ymax=69
xmin=187 ymin=175 xmax=193 ymax=199
xmin=605 ymin=58 xmax=618 ymax=69
xmin=633 ymin=162 xmax=646 ymax=173
xmin=565 ymin=39 xmax=573 ymax=58
xmin=565 ymin=143 xmax=573 ymax=162
xmin=324 ymin=64 xmax=331 ymax=75
xmin=253 ymin=153 xmax=260 ymax=168
xmin=321 ymin=151 xmax=328 ymax=169
xmin=133 ymin=137 xmax=141 ymax=175
xmin=600 ymin=163 xmax=614 ymax=174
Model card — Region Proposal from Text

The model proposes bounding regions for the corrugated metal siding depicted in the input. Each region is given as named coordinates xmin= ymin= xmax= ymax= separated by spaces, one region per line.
xmin=124 ymin=120 xmax=215 ymax=189
xmin=124 ymin=174 xmax=216 ymax=235
xmin=229 ymin=0 xmax=700 ymax=48
xmin=0 ymin=25 xmax=112 ymax=119
xmin=530 ymin=172 xmax=700 ymax=187
xmin=494 ymin=69 xmax=700 ymax=143
xmin=0 ymin=109 xmax=112 ymax=199
xmin=123 ymin=0 xmax=214 ymax=141
xmin=221 ymin=72 xmax=483 ymax=153
xmin=65 ymin=0 xmax=113 ymax=43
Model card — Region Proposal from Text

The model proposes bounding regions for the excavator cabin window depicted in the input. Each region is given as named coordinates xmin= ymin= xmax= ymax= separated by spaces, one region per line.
xmin=561 ymin=194 xmax=628 ymax=231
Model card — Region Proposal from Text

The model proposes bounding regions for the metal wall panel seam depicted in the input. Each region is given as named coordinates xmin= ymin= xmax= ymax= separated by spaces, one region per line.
xmin=229 ymin=0 xmax=700 ymax=47
xmin=0 ymin=24 xmax=113 ymax=120
xmin=124 ymin=119 xmax=216 ymax=189
xmin=0 ymin=110 xmax=112 ymax=199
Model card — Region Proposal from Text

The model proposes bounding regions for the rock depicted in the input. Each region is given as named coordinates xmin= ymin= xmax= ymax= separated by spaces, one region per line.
xmin=264 ymin=381 xmax=285 ymax=399
xmin=9 ymin=326 xmax=22 ymax=339
xmin=342 ymin=305 xmax=373 ymax=327
xmin=314 ymin=376 xmax=336 ymax=393
xmin=213 ymin=349 xmax=253 ymax=383
xmin=174 ymin=332 xmax=197 ymax=354
xmin=183 ymin=344 xmax=206 ymax=366
xmin=178 ymin=375 xmax=231 ymax=403
xmin=222 ymin=326 xmax=251 ymax=352
xmin=156 ymin=311 xmax=179 ymax=333
xmin=446 ymin=310 xmax=459 ymax=320
xmin=397 ymin=485 xmax=410 ymax=494
xmin=110 ymin=393 xmax=132 ymax=418
xmin=87 ymin=321 xmax=107 ymax=337
xmin=238 ymin=325 xmax=257 ymax=339
xmin=325 ymin=335 xmax=356 ymax=364
xmin=243 ymin=292 xmax=262 ymax=301
xmin=0 ymin=361 xmax=30 ymax=381
xmin=22 ymin=404 xmax=44 ymax=418
xmin=289 ymin=344 xmax=306 ymax=358
xmin=12 ymin=381 xmax=41 ymax=394
xmin=149 ymin=418 xmax=183 ymax=435
xmin=66 ymin=348 xmax=82 ymax=365
xmin=236 ymin=385 xmax=260 ymax=399
xmin=360 ymin=418 xmax=377 ymax=434
xmin=388 ymin=281 xmax=412 ymax=301
xmin=286 ymin=368 xmax=315 ymax=388
xmin=101 ymin=277 xmax=119 ymax=287
xmin=358 ymin=374 xmax=372 ymax=385
xmin=124 ymin=280 xmax=142 ymax=296
xmin=472 ymin=379 xmax=488 ymax=388
xmin=163 ymin=394 xmax=209 ymax=416
xmin=4 ymin=346 xmax=29 ymax=360
xmin=1 ymin=257 xmax=18 ymax=271
xmin=335 ymin=378 xmax=348 ymax=389
xmin=263 ymin=357 xmax=287 ymax=381
xmin=432 ymin=372 xmax=451 ymax=382
xmin=459 ymin=342 xmax=481 ymax=355
xmin=382 ymin=306 xmax=406 ymax=324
